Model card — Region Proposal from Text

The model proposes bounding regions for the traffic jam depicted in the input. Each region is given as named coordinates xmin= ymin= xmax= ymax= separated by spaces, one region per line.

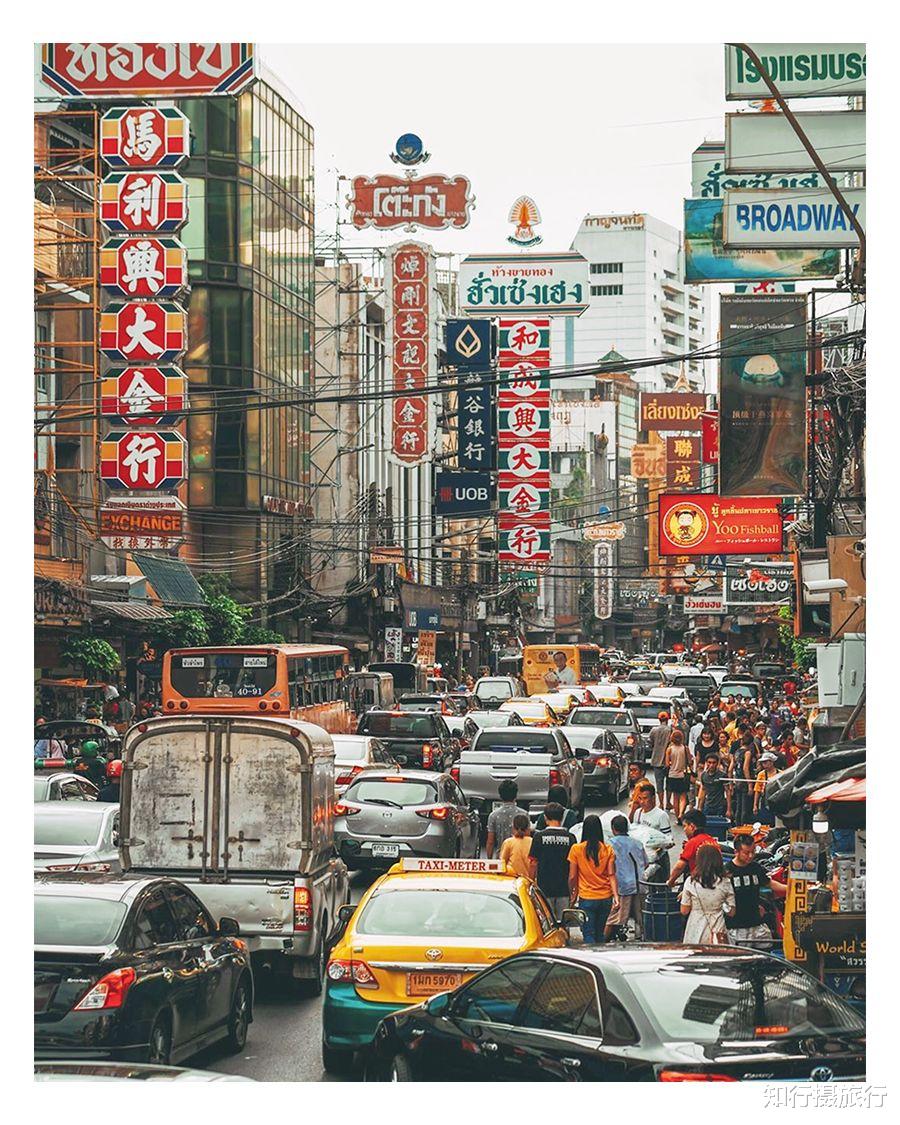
xmin=34 ymin=645 xmax=866 ymax=1082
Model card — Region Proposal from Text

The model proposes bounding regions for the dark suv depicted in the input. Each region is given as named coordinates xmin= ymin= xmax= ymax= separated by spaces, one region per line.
xmin=356 ymin=710 xmax=459 ymax=771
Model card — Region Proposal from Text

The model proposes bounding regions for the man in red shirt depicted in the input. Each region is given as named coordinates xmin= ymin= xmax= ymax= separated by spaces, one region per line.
xmin=667 ymin=809 xmax=720 ymax=887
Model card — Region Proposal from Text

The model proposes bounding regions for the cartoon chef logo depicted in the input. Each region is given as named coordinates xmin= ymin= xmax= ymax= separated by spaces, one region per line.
xmin=663 ymin=501 xmax=709 ymax=549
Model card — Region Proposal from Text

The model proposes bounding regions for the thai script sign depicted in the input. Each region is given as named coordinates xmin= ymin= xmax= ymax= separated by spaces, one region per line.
xmin=101 ymin=367 xmax=187 ymax=427
xmin=691 ymin=142 xmax=830 ymax=200
xmin=725 ymin=111 xmax=865 ymax=174
xmin=99 ymin=236 xmax=187 ymax=297
xmin=684 ymin=592 xmax=725 ymax=615
xmin=725 ymin=562 xmax=793 ymax=606
xmin=723 ymin=188 xmax=865 ymax=249
xmin=617 ymin=579 xmax=658 ymax=610
xmin=100 ymin=171 xmax=188 ymax=233
xmin=658 ymin=495 xmax=783 ymax=557
xmin=386 ymin=241 xmax=435 ymax=466
xmin=459 ymin=253 xmax=589 ymax=317
xmin=579 ymin=213 xmax=645 ymax=231
xmin=41 ymin=43 xmax=255 ymax=97
xmin=100 ymin=430 xmax=187 ymax=491
xmin=348 ymin=174 xmax=473 ymax=231
xmin=100 ymin=106 xmax=190 ymax=168
xmin=35 ymin=578 xmax=89 ymax=622
xmin=640 ymin=392 xmax=706 ymax=432
xmin=583 ymin=521 xmax=626 ymax=542
xmin=725 ymin=44 xmax=866 ymax=100
xmin=630 ymin=442 xmax=666 ymax=480
xmin=99 ymin=496 xmax=186 ymax=550
xmin=384 ymin=627 xmax=403 ymax=662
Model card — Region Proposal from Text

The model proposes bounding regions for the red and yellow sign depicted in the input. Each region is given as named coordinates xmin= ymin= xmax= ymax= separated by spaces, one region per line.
xmin=100 ymin=430 xmax=187 ymax=491
xmin=658 ymin=494 xmax=783 ymax=556
xmin=665 ymin=436 xmax=701 ymax=491
xmin=99 ymin=301 xmax=186 ymax=363
xmin=387 ymin=242 xmax=434 ymax=465
xmin=100 ymin=171 xmax=188 ymax=233
xmin=101 ymin=367 xmax=187 ymax=427
xmin=348 ymin=174 xmax=473 ymax=230
xmin=99 ymin=496 xmax=186 ymax=550
xmin=100 ymin=106 xmax=189 ymax=169
xmin=100 ymin=236 xmax=187 ymax=298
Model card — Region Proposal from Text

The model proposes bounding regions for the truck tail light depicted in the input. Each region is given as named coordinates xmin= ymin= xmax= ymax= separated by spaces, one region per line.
xmin=658 ymin=1070 xmax=737 ymax=1082
xmin=415 ymin=805 xmax=452 ymax=820
xmin=549 ymin=767 xmax=561 ymax=787
xmin=75 ymin=862 xmax=112 ymax=873
xmin=293 ymin=886 xmax=312 ymax=932
xmin=449 ymin=765 xmax=460 ymax=783
xmin=73 ymin=967 xmax=136 ymax=1011
xmin=326 ymin=958 xmax=378 ymax=989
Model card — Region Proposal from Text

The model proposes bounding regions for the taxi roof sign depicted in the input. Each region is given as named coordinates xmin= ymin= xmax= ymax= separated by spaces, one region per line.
xmin=399 ymin=858 xmax=506 ymax=874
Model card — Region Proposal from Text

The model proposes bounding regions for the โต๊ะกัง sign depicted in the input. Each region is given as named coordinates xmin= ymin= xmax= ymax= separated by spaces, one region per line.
xmin=41 ymin=43 xmax=256 ymax=97
xmin=722 ymin=188 xmax=865 ymax=249
xmin=387 ymin=241 xmax=435 ymax=466
xmin=100 ymin=430 xmax=187 ymax=491
xmin=99 ymin=236 xmax=187 ymax=297
xmin=658 ymin=494 xmax=783 ymax=557
xmin=100 ymin=171 xmax=188 ymax=233
xmin=100 ymin=300 xmax=187 ymax=363
xmin=459 ymin=252 xmax=590 ymax=317
xmin=724 ymin=43 xmax=866 ymax=100
xmin=99 ymin=495 xmax=186 ymax=550
xmin=348 ymin=174 xmax=474 ymax=231
xmin=100 ymin=106 xmax=190 ymax=168
xmin=640 ymin=392 xmax=706 ymax=432
xmin=101 ymin=367 xmax=187 ymax=426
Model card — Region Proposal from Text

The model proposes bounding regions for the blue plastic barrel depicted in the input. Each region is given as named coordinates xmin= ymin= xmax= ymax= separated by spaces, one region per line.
xmin=642 ymin=887 xmax=686 ymax=942
xmin=705 ymin=815 xmax=731 ymax=841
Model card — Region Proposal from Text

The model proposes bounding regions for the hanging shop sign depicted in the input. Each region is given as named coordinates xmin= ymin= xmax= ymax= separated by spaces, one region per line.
xmin=101 ymin=366 xmax=188 ymax=427
xmin=416 ymin=630 xmax=437 ymax=665
xmin=100 ymin=106 xmax=190 ymax=168
xmin=347 ymin=174 xmax=474 ymax=231
xmin=99 ymin=236 xmax=188 ymax=297
xmin=684 ymin=592 xmax=725 ymax=615
xmin=701 ymin=411 xmax=719 ymax=463
xmin=446 ymin=319 xmax=493 ymax=370
xmin=386 ymin=242 xmax=435 ymax=466
xmin=459 ymin=253 xmax=590 ymax=318
xmin=370 ymin=546 xmax=405 ymax=566
xmin=640 ymin=392 xmax=706 ymax=432
xmin=594 ymin=543 xmax=614 ymax=620
xmin=665 ymin=436 xmax=702 ymax=491
xmin=690 ymin=141 xmax=831 ymax=200
xmin=384 ymin=627 xmax=404 ymax=662
xmin=99 ymin=300 xmax=187 ymax=363
xmin=722 ymin=187 xmax=865 ymax=249
xmin=405 ymin=608 xmax=441 ymax=631
xmin=617 ymin=580 xmax=658 ymax=610
xmin=658 ymin=494 xmax=784 ymax=557
xmin=448 ymin=320 xmax=495 ymax=471
xmin=433 ymin=470 xmax=494 ymax=516
xmin=683 ymin=197 xmax=839 ymax=284
xmin=99 ymin=495 xmax=186 ymax=550
xmin=725 ymin=111 xmax=865 ymax=175
xmin=630 ymin=442 xmax=666 ymax=480
xmin=35 ymin=577 xmax=89 ymax=622
xmin=100 ymin=171 xmax=188 ymax=233
xmin=583 ymin=521 xmax=626 ymax=542
xmin=40 ymin=43 xmax=256 ymax=98
xmin=725 ymin=44 xmax=866 ymax=100
xmin=100 ymin=429 xmax=187 ymax=491
xmin=719 ymin=294 xmax=807 ymax=496
xmin=725 ymin=561 xmax=793 ymax=606
xmin=262 ymin=495 xmax=306 ymax=517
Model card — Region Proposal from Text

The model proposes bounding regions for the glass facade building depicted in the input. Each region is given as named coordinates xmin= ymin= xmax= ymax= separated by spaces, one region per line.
xmin=177 ymin=77 xmax=314 ymax=625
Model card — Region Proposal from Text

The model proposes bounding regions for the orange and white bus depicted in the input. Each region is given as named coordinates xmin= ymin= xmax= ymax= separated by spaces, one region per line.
xmin=161 ymin=644 xmax=353 ymax=733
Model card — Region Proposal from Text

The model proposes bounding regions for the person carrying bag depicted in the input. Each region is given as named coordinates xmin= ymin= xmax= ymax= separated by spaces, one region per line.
xmin=679 ymin=843 xmax=736 ymax=944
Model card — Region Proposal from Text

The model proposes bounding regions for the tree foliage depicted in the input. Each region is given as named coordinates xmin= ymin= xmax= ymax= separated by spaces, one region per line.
xmin=242 ymin=624 xmax=286 ymax=645
xmin=61 ymin=636 xmax=121 ymax=679
xmin=152 ymin=610 xmax=209 ymax=649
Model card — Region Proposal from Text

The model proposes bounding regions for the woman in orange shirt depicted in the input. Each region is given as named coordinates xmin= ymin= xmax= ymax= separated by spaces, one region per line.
xmin=568 ymin=815 xmax=619 ymax=944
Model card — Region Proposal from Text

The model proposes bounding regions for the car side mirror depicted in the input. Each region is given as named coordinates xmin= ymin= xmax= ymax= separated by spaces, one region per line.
xmin=425 ymin=990 xmax=452 ymax=1017
xmin=218 ymin=916 xmax=241 ymax=936
xmin=574 ymin=746 xmax=589 ymax=759
xmin=560 ymin=908 xmax=588 ymax=929
xmin=338 ymin=903 xmax=356 ymax=924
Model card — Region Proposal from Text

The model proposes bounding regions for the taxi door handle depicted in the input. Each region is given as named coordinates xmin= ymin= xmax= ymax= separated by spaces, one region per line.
xmin=561 ymin=1056 xmax=581 ymax=1068
xmin=482 ymin=1040 xmax=499 ymax=1054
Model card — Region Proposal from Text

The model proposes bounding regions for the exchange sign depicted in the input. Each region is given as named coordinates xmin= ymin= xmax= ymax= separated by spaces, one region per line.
xmin=99 ymin=301 xmax=187 ymax=363
xmin=348 ymin=174 xmax=474 ymax=231
xmin=100 ymin=106 xmax=190 ymax=168
xmin=99 ymin=236 xmax=187 ymax=297
xmin=41 ymin=43 xmax=256 ymax=98
xmin=100 ymin=171 xmax=188 ymax=233
xmin=101 ymin=367 xmax=188 ymax=427
xmin=459 ymin=253 xmax=590 ymax=317
xmin=100 ymin=430 xmax=187 ymax=491
xmin=658 ymin=494 xmax=783 ymax=557
xmin=99 ymin=495 xmax=186 ymax=551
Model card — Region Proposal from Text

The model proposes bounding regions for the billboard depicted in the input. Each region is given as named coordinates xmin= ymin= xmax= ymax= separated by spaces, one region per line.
xmin=684 ymin=592 xmax=725 ymax=615
xmin=433 ymin=470 xmax=494 ymax=516
xmin=684 ymin=198 xmax=840 ymax=284
xmin=640 ymin=392 xmax=706 ymax=432
xmin=99 ymin=495 xmax=185 ymax=551
xmin=100 ymin=367 xmax=187 ymax=427
xmin=725 ymin=111 xmax=865 ymax=174
xmin=658 ymin=495 xmax=783 ymax=556
xmin=725 ymin=561 xmax=793 ymax=606
xmin=725 ymin=44 xmax=866 ymax=100
xmin=386 ymin=241 xmax=435 ymax=467
xmin=347 ymin=174 xmax=474 ymax=230
xmin=459 ymin=252 xmax=589 ymax=317
xmin=719 ymin=295 xmax=807 ymax=496
xmin=691 ymin=141 xmax=830 ymax=200
xmin=723 ymin=188 xmax=865 ymax=249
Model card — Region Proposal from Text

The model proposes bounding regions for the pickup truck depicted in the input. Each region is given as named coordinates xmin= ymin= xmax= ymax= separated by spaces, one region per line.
xmin=356 ymin=709 xmax=459 ymax=771
xmin=451 ymin=726 xmax=586 ymax=824
xmin=120 ymin=715 xmax=350 ymax=996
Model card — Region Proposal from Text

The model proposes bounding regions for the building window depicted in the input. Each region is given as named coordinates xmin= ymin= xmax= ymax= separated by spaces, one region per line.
xmin=589 ymin=262 xmax=623 ymax=275
xmin=591 ymin=284 xmax=623 ymax=296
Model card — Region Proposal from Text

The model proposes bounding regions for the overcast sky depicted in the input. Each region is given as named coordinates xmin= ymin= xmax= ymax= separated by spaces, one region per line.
xmin=261 ymin=43 xmax=726 ymax=258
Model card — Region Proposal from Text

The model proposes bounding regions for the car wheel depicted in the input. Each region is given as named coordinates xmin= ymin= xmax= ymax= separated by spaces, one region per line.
xmin=223 ymin=975 xmax=251 ymax=1053
xmin=322 ymin=1039 xmax=355 ymax=1076
xmin=390 ymin=1052 xmax=414 ymax=1082
xmin=146 ymin=1013 xmax=172 ymax=1066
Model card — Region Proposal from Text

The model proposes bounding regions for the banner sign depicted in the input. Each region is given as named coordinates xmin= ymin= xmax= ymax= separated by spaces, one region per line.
xmin=691 ymin=141 xmax=830 ymax=200
xmin=719 ymin=294 xmax=807 ymax=496
xmin=386 ymin=241 xmax=435 ymax=466
xmin=684 ymin=198 xmax=839 ymax=284
xmin=99 ymin=235 xmax=187 ymax=297
xmin=99 ymin=495 xmax=185 ymax=550
xmin=658 ymin=494 xmax=783 ymax=556
xmin=416 ymin=630 xmax=437 ymax=665
xmin=457 ymin=375 xmax=495 ymax=470
xmin=384 ymin=627 xmax=403 ymax=662
xmin=101 ymin=367 xmax=187 ymax=427
xmin=583 ymin=521 xmax=626 ymax=542
xmin=433 ymin=469 xmax=494 ymax=516
xmin=347 ymin=174 xmax=474 ymax=231
xmin=701 ymin=411 xmax=719 ymax=463
xmin=725 ymin=111 xmax=866 ymax=174
xmin=100 ymin=171 xmax=188 ymax=233
xmin=446 ymin=319 xmax=492 ymax=370
xmin=725 ymin=562 xmax=793 ymax=606
xmin=723 ymin=187 xmax=865 ymax=249
xmin=630 ymin=442 xmax=666 ymax=479
xmin=99 ymin=300 xmax=187 ymax=363
xmin=100 ymin=429 xmax=187 ymax=491
xmin=725 ymin=44 xmax=866 ymax=100
xmin=100 ymin=106 xmax=190 ymax=168
xmin=41 ymin=43 xmax=256 ymax=98
xmin=640 ymin=392 xmax=706 ymax=432
xmin=405 ymin=608 xmax=441 ymax=631
xmin=594 ymin=543 xmax=614 ymax=620
xmin=617 ymin=579 xmax=658 ymax=610
xmin=684 ymin=592 xmax=725 ymax=615
xmin=665 ymin=436 xmax=702 ymax=491
xmin=459 ymin=252 xmax=589 ymax=317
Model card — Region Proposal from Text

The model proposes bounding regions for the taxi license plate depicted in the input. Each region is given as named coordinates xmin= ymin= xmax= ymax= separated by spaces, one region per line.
xmin=371 ymin=843 xmax=399 ymax=858
xmin=407 ymin=971 xmax=463 ymax=996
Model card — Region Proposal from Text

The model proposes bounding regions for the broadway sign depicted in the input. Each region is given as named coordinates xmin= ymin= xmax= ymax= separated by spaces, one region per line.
xmin=658 ymin=494 xmax=783 ymax=557
xmin=723 ymin=188 xmax=865 ymax=249
xmin=41 ymin=43 xmax=256 ymax=97
xmin=725 ymin=562 xmax=793 ymax=606
xmin=640 ymin=393 xmax=706 ymax=432
xmin=348 ymin=175 xmax=474 ymax=231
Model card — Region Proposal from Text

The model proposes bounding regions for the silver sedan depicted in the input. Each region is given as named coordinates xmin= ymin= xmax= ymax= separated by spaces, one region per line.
xmin=33 ymin=803 xmax=120 ymax=873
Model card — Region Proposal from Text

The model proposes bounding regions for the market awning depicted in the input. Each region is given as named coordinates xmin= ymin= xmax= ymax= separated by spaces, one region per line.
xmin=806 ymin=777 xmax=866 ymax=804
xmin=92 ymin=600 xmax=172 ymax=621
xmin=132 ymin=553 xmax=205 ymax=607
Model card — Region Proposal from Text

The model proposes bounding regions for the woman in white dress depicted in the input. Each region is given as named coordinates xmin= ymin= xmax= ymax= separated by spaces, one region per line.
xmin=680 ymin=843 xmax=736 ymax=944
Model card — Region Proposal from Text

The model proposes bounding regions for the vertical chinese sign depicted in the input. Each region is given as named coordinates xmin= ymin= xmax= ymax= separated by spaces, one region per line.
xmin=498 ymin=318 xmax=551 ymax=564
xmin=446 ymin=319 xmax=495 ymax=471
xmin=665 ymin=436 xmax=702 ymax=491
xmin=98 ymin=106 xmax=190 ymax=552
xmin=387 ymin=241 xmax=435 ymax=466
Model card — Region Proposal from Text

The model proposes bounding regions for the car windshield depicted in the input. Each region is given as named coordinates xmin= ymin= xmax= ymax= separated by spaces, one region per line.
xmin=35 ymin=812 xmax=104 ymax=847
xmin=674 ymin=677 xmax=713 ymax=687
xmin=627 ymin=960 xmax=865 ymax=1043
xmin=332 ymin=738 xmax=368 ymax=760
xmin=345 ymin=779 xmax=437 ymax=806
xmin=359 ymin=714 xmax=438 ymax=737
xmin=475 ymin=731 xmax=556 ymax=752
xmin=476 ymin=682 xmax=514 ymax=701
xmin=398 ymin=697 xmax=441 ymax=711
xmin=356 ymin=889 xmax=526 ymax=938
xmin=570 ymin=710 xmax=632 ymax=728
xmin=34 ymin=895 xmax=128 ymax=947
xmin=722 ymin=685 xmax=757 ymax=698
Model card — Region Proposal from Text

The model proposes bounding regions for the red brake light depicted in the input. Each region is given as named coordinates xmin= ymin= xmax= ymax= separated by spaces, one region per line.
xmin=658 ymin=1070 xmax=738 ymax=1082
xmin=415 ymin=805 xmax=452 ymax=820
xmin=293 ymin=886 xmax=312 ymax=932
xmin=259 ymin=701 xmax=267 ymax=710
xmin=421 ymin=742 xmax=434 ymax=768
xmin=272 ymin=701 xmax=281 ymax=711
xmin=449 ymin=765 xmax=460 ymax=783
xmin=333 ymin=802 xmax=361 ymax=817
xmin=179 ymin=701 xmax=188 ymax=710
xmin=138 ymin=722 xmax=148 ymax=732
xmin=549 ymin=767 xmax=561 ymax=787
xmin=74 ymin=967 xmax=136 ymax=1011
xmin=166 ymin=701 xmax=176 ymax=710
xmin=336 ymin=765 xmax=364 ymax=788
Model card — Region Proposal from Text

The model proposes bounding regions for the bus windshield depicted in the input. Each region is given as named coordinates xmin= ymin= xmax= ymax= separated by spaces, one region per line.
xmin=169 ymin=652 xmax=278 ymax=699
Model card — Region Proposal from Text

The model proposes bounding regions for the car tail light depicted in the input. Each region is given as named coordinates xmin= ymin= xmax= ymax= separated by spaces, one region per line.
xmin=73 ymin=966 xmax=136 ymax=1011
xmin=335 ymin=765 xmax=363 ymax=788
xmin=293 ymin=886 xmax=312 ymax=932
xmin=259 ymin=701 xmax=268 ymax=710
xmin=415 ymin=805 xmax=452 ymax=820
xmin=549 ymin=767 xmax=561 ymax=787
xmin=326 ymin=958 xmax=378 ymax=989
xmin=333 ymin=802 xmax=361 ymax=817
xmin=272 ymin=701 xmax=282 ymax=711
xmin=75 ymin=862 xmax=112 ymax=873
xmin=658 ymin=1070 xmax=737 ymax=1082
xmin=594 ymin=756 xmax=611 ymax=767
xmin=421 ymin=743 xmax=434 ymax=768
xmin=44 ymin=863 xmax=77 ymax=871
xmin=138 ymin=722 xmax=149 ymax=732
xmin=449 ymin=765 xmax=461 ymax=783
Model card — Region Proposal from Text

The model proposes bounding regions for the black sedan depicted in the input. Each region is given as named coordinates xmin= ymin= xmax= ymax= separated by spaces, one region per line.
xmin=370 ymin=945 xmax=865 ymax=1082
xmin=581 ymin=730 xmax=630 ymax=804
xmin=35 ymin=874 xmax=253 ymax=1066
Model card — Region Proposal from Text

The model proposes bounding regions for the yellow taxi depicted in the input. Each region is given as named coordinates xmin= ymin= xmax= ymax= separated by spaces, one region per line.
xmin=321 ymin=858 xmax=575 ymax=1074
xmin=534 ymin=691 xmax=581 ymax=718
xmin=498 ymin=699 xmax=561 ymax=726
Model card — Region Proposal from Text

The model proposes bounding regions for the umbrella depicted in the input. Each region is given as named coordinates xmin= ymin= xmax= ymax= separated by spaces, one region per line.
xmin=806 ymin=777 xmax=866 ymax=804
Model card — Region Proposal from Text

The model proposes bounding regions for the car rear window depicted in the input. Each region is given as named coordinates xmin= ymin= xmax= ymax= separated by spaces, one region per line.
xmin=469 ymin=712 xmax=513 ymax=728
xmin=345 ymin=779 xmax=437 ymax=806
xmin=474 ymin=731 xmax=556 ymax=752
xmin=627 ymin=961 xmax=865 ymax=1043
xmin=475 ymin=681 xmax=515 ymax=702
xmin=34 ymin=895 xmax=127 ymax=947
xmin=673 ymin=677 xmax=714 ymax=687
xmin=397 ymin=696 xmax=441 ymax=711
xmin=359 ymin=713 xmax=438 ymax=737
xmin=34 ymin=811 xmax=105 ymax=847
xmin=569 ymin=710 xmax=632 ymax=728
xmin=332 ymin=737 xmax=367 ymax=760
xmin=356 ymin=889 xmax=526 ymax=938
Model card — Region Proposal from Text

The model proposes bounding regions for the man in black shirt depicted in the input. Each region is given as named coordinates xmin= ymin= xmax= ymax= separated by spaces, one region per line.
xmin=725 ymin=834 xmax=785 ymax=943
xmin=697 ymin=752 xmax=730 ymax=819
xmin=528 ymin=802 xmax=575 ymax=920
